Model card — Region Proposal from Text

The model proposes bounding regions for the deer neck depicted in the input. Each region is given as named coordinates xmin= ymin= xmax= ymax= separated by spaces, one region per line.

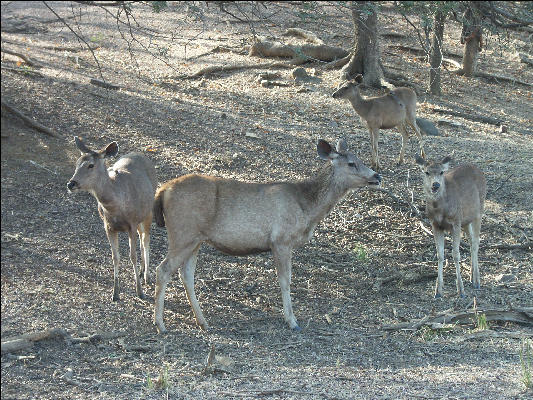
xmin=347 ymin=87 xmax=372 ymax=119
xmin=298 ymin=164 xmax=350 ymax=226
xmin=90 ymin=169 xmax=118 ymax=209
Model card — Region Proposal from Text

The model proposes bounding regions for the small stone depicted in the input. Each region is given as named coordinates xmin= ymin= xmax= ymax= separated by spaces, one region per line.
xmin=499 ymin=124 xmax=508 ymax=133
xmin=291 ymin=67 xmax=308 ymax=80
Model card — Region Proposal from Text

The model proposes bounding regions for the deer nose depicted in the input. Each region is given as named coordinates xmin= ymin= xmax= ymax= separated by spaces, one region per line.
xmin=375 ymin=173 xmax=382 ymax=183
xmin=432 ymin=182 xmax=440 ymax=192
xmin=67 ymin=180 xmax=78 ymax=191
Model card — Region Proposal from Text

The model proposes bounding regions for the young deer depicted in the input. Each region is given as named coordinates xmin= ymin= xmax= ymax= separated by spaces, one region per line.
xmin=152 ymin=139 xmax=381 ymax=333
xmin=67 ymin=137 xmax=157 ymax=301
xmin=415 ymin=155 xmax=487 ymax=298
xmin=332 ymin=74 xmax=425 ymax=170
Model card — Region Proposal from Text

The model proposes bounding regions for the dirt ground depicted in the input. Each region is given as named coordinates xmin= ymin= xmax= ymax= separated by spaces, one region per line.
xmin=1 ymin=2 xmax=532 ymax=399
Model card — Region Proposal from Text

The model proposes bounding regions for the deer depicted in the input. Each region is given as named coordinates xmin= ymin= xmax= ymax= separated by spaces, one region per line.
xmin=332 ymin=74 xmax=425 ymax=171
xmin=415 ymin=155 xmax=487 ymax=298
xmin=152 ymin=138 xmax=382 ymax=333
xmin=67 ymin=137 xmax=157 ymax=301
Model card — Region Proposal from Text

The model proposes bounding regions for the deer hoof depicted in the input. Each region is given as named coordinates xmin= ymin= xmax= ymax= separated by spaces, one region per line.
xmin=291 ymin=325 xmax=302 ymax=333
xmin=472 ymin=283 xmax=481 ymax=290
xmin=155 ymin=323 xmax=167 ymax=335
xmin=112 ymin=294 xmax=120 ymax=302
xmin=434 ymin=292 xmax=442 ymax=299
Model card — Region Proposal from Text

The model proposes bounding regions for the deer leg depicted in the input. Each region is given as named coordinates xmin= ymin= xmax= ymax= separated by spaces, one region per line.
xmin=397 ymin=123 xmax=409 ymax=165
xmin=468 ymin=220 xmax=481 ymax=290
xmin=433 ymin=227 xmax=445 ymax=298
xmin=138 ymin=213 xmax=152 ymax=285
xmin=451 ymin=224 xmax=465 ymax=297
xmin=369 ymin=127 xmax=380 ymax=170
xmin=105 ymin=228 xmax=121 ymax=302
xmin=179 ymin=246 xmax=208 ymax=331
xmin=407 ymin=115 xmax=425 ymax=158
xmin=154 ymin=250 xmax=185 ymax=334
xmin=128 ymin=229 xmax=144 ymax=299
xmin=272 ymin=245 xmax=299 ymax=331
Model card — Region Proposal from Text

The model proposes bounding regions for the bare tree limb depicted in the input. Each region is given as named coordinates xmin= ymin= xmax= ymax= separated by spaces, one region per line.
xmin=1 ymin=47 xmax=41 ymax=67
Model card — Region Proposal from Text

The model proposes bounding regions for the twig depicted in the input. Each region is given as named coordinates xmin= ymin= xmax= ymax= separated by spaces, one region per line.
xmin=1 ymin=47 xmax=40 ymax=67
xmin=1 ymin=100 xmax=61 ymax=138
xmin=90 ymin=78 xmax=120 ymax=90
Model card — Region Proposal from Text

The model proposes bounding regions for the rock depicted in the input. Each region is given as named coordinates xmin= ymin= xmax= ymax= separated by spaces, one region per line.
xmin=499 ymin=124 xmax=508 ymax=133
xmin=495 ymin=273 xmax=517 ymax=283
xmin=245 ymin=132 xmax=260 ymax=139
xmin=416 ymin=118 xmax=439 ymax=136
xmin=329 ymin=120 xmax=339 ymax=129
xmin=291 ymin=67 xmax=308 ymax=80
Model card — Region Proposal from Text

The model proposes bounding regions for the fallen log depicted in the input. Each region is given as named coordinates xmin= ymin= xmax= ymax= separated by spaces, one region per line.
xmin=186 ymin=61 xmax=294 ymax=79
xmin=382 ymin=307 xmax=533 ymax=331
xmin=249 ymin=38 xmax=349 ymax=65
xmin=1 ymin=328 xmax=68 ymax=354
xmin=428 ymin=106 xmax=504 ymax=126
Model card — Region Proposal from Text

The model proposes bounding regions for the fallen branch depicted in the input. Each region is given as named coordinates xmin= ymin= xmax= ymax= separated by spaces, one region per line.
xmin=186 ymin=45 xmax=246 ymax=61
xmin=428 ymin=106 xmax=504 ymax=126
xmin=1 ymin=100 xmax=61 ymax=138
xmin=485 ymin=242 xmax=532 ymax=251
xmin=1 ymin=65 xmax=43 ymax=77
xmin=282 ymin=28 xmax=324 ymax=45
xmin=389 ymin=44 xmax=462 ymax=59
xmin=186 ymin=61 xmax=294 ymax=79
xmin=382 ymin=307 xmax=533 ymax=331
xmin=471 ymin=71 xmax=533 ymax=88
xmin=374 ymin=269 xmax=437 ymax=291
xmin=89 ymin=78 xmax=120 ymax=90
xmin=519 ymin=52 xmax=533 ymax=66
xmin=1 ymin=47 xmax=41 ymax=67
xmin=456 ymin=329 xmax=533 ymax=342
xmin=1 ymin=328 xmax=68 ymax=354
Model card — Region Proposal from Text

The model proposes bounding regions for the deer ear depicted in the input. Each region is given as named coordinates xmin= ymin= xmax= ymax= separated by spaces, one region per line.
xmin=99 ymin=142 xmax=119 ymax=158
xmin=317 ymin=139 xmax=337 ymax=160
xmin=74 ymin=136 xmax=93 ymax=155
xmin=415 ymin=155 xmax=426 ymax=167
xmin=335 ymin=138 xmax=348 ymax=154
xmin=441 ymin=156 xmax=451 ymax=170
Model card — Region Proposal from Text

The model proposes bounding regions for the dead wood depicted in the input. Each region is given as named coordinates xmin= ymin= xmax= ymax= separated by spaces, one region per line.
xmin=519 ymin=52 xmax=533 ymax=66
xmin=485 ymin=242 xmax=532 ymax=250
xmin=428 ymin=106 xmax=504 ymax=126
xmin=471 ymin=71 xmax=533 ymax=87
xmin=1 ymin=65 xmax=43 ymax=77
xmin=185 ymin=62 xmax=294 ymax=79
xmin=42 ymin=44 xmax=100 ymax=52
xmin=1 ymin=100 xmax=61 ymax=138
xmin=456 ymin=329 xmax=533 ymax=342
xmin=249 ymin=38 xmax=349 ymax=65
xmin=1 ymin=47 xmax=41 ymax=67
xmin=374 ymin=270 xmax=437 ymax=291
xmin=69 ymin=331 xmax=127 ymax=344
xmin=282 ymin=28 xmax=324 ymax=45
xmin=1 ymin=328 xmax=68 ymax=354
xmin=389 ymin=44 xmax=462 ymax=59
xmin=186 ymin=45 xmax=246 ymax=61
xmin=89 ymin=78 xmax=120 ymax=90
xmin=382 ymin=307 xmax=533 ymax=331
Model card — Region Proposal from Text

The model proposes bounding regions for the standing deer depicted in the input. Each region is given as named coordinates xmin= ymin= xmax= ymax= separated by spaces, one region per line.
xmin=332 ymin=74 xmax=425 ymax=170
xmin=415 ymin=155 xmax=486 ymax=298
xmin=152 ymin=139 xmax=381 ymax=333
xmin=67 ymin=137 xmax=157 ymax=301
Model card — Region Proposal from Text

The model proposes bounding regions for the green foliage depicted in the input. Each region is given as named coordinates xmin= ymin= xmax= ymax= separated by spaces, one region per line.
xmin=420 ymin=325 xmax=438 ymax=342
xmin=151 ymin=1 xmax=168 ymax=13
xmin=475 ymin=313 xmax=490 ymax=331
xmin=521 ymin=339 xmax=532 ymax=390
xmin=353 ymin=244 xmax=367 ymax=262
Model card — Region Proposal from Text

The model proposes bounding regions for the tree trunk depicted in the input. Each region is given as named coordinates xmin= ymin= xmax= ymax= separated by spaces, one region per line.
xmin=460 ymin=3 xmax=482 ymax=77
xmin=340 ymin=1 xmax=384 ymax=87
xmin=429 ymin=11 xmax=446 ymax=95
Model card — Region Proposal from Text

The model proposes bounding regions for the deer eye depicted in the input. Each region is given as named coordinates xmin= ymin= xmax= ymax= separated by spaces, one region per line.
xmin=88 ymin=164 xmax=94 ymax=169
xmin=348 ymin=162 xmax=357 ymax=169
xmin=440 ymin=171 xmax=443 ymax=175
xmin=425 ymin=172 xmax=430 ymax=176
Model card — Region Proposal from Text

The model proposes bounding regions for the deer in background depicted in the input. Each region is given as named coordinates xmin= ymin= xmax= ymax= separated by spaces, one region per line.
xmin=67 ymin=137 xmax=157 ymax=301
xmin=415 ymin=155 xmax=486 ymax=298
xmin=152 ymin=139 xmax=381 ymax=333
xmin=332 ymin=74 xmax=425 ymax=170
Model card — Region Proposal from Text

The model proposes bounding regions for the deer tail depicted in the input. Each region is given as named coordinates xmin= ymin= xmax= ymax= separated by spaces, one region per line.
xmin=153 ymin=186 xmax=166 ymax=227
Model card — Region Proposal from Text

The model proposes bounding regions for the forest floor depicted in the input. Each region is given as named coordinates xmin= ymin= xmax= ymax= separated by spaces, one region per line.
xmin=1 ymin=2 xmax=532 ymax=399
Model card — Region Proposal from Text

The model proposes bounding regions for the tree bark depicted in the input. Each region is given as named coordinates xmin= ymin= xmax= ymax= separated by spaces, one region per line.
xmin=429 ymin=12 xmax=446 ymax=95
xmin=340 ymin=1 xmax=384 ymax=87
xmin=460 ymin=3 xmax=483 ymax=77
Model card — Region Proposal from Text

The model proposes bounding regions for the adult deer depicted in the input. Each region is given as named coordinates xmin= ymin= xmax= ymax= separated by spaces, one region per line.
xmin=415 ymin=155 xmax=486 ymax=298
xmin=153 ymin=139 xmax=381 ymax=333
xmin=332 ymin=74 xmax=425 ymax=170
xmin=67 ymin=137 xmax=157 ymax=301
